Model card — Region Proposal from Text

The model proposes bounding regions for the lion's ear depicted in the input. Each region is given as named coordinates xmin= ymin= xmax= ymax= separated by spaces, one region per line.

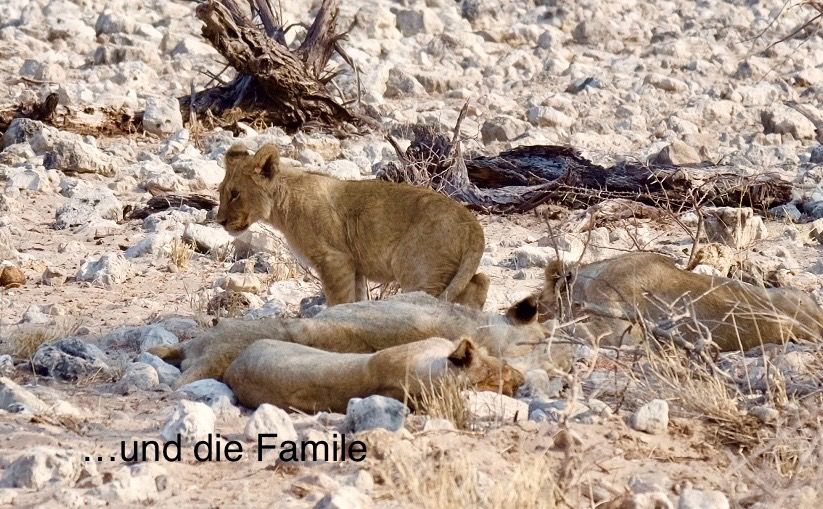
xmin=506 ymin=295 xmax=539 ymax=325
xmin=448 ymin=337 xmax=476 ymax=367
xmin=252 ymin=144 xmax=280 ymax=180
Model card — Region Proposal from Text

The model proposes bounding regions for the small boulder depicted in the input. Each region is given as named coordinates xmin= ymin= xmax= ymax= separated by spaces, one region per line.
xmin=161 ymin=400 xmax=215 ymax=445
xmin=314 ymin=486 xmax=373 ymax=509
xmin=177 ymin=378 xmax=237 ymax=406
xmin=653 ymin=140 xmax=701 ymax=165
xmin=76 ymin=253 xmax=132 ymax=286
xmin=138 ymin=325 xmax=179 ymax=352
xmin=135 ymin=352 xmax=181 ymax=386
xmin=677 ymin=488 xmax=730 ymax=509
xmin=630 ymin=399 xmax=669 ymax=435
xmin=143 ymin=97 xmax=183 ymax=136
xmin=113 ymin=362 xmax=160 ymax=394
xmin=0 ymin=266 xmax=25 ymax=288
xmin=464 ymin=391 xmax=528 ymax=423
xmin=761 ymin=106 xmax=816 ymax=140
xmin=703 ymin=207 xmax=767 ymax=249
xmin=345 ymin=396 xmax=408 ymax=433
xmin=0 ymin=447 xmax=84 ymax=489
xmin=244 ymin=403 xmax=298 ymax=442
xmin=0 ymin=376 xmax=47 ymax=413
xmin=31 ymin=337 xmax=110 ymax=382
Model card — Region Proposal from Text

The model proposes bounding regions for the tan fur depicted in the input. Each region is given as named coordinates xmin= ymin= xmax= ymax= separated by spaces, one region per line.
xmin=223 ymin=337 xmax=523 ymax=412
xmin=537 ymin=252 xmax=823 ymax=351
xmin=216 ymin=143 xmax=488 ymax=308
xmin=149 ymin=292 xmax=567 ymax=388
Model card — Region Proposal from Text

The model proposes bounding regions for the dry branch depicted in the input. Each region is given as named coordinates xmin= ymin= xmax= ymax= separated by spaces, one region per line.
xmin=379 ymin=116 xmax=793 ymax=214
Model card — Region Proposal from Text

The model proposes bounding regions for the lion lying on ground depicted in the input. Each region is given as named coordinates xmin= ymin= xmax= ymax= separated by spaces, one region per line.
xmin=538 ymin=252 xmax=823 ymax=351
xmin=215 ymin=143 xmax=489 ymax=308
xmin=224 ymin=337 xmax=522 ymax=412
xmin=150 ymin=292 xmax=568 ymax=388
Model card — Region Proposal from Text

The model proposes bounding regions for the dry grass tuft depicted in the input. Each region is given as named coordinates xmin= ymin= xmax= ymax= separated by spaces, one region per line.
xmin=0 ymin=318 xmax=82 ymax=359
xmin=168 ymin=237 xmax=195 ymax=269
xmin=406 ymin=373 xmax=471 ymax=430
xmin=376 ymin=452 xmax=557 ymax=509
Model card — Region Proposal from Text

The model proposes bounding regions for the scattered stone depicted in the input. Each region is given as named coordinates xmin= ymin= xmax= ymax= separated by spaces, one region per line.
xmin=516 ymin=369 xmax=564 ymax=400
xmin=769 ymin=203 xmax=801 ymax=223
xmin=527 ymin=106 xmax=573 ymax=128
xmin=703 ymin=207 xmax=767 ymax=249
xmin=55 ymin=180 xmax=123 ymax=229
xmin=135 ymin=352 xmax=181 ymax=386
xmin=42 ymin=136 xmax=119 ymax=176
xmin=31 ymin=337 xmax=111 ymax=382
xmin=761 ymin=106 xmax=816 ymax=140
xmin=630 ymin=399 xmax=669 ymax=435
xmin=653 ymin=140 xmax=701 ymax=165
xmin=143 ymin=97 xmax=184 ymax=136
xmin=233 ymin=227 xmax=281 ymax=258
xmin=314 ymin=486 xmax=373 ymax=509
xmin=464 ymin=391 xmax=528 ymax=423
xmin=645 ymin=73 xmax=688 ymax=92
xmin=161 ymin=400 xmax=215 ymax=445
xmin=113 ymin=362 xmax=159 ymax=394
xmin=345 ymin=396 xmax=408 ymax=433
xmin=138 ymin=325 xmax=179 ymax=352
xmin=0 ymin=376 xmax=47 ymax=413
xmin=481 ymin=115 xmax=528 ymax=143
xmin=0 ymin=265 xmax=25 ymax=288
xmin=0 ymin=447 xmax=85 ymax=489
xmin=678 ymin=488 xmax=730 ymax=509
xmin=514 ymin=245 xmax=551 ymax=268
xmin=422 ymin=418 xmax=456 ymax=432
xmin=244 ymin=403 xmax=298 ymax=442
xmin=0 ymin=355 xmax=13 ymax=377
xmin=76 ymin=253 xmax=132 ymax=286
xmin=41 ymin=266 xmax=68 ymax=286
xmin=218 ymin=273 xmax=263 ymax=293
xmin=88 ymin=463 xmax=170 ymax=504
xmin=395 ymin=9 xmax=443 ymax=37
xmin=177 ymin=378 xmax=237 ymax=406
xmin=749 ymin=405 xmax=779 ymax=424
xmin=811 ymin=145 xmax=823 ymax=164
xmin=324 ymin=159 xmax=361 ymax=180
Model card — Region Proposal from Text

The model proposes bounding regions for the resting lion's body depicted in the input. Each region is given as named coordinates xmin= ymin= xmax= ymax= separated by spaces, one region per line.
xmin=224 ymin=337 xmax=522 ymax=413
xmin=539 ymin=252 xmax=823 ymax=351
xmin=150 ymin=292 xmax=566 ymax=389
xmin=215 ymin=143 xmax=488 ymax=308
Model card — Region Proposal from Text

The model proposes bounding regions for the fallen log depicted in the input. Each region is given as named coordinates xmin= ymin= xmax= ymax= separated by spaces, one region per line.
xmin=378 ymin=105 xmax=793 ymax=214
xmin=128 ymin=192 xmax=218 ymax=220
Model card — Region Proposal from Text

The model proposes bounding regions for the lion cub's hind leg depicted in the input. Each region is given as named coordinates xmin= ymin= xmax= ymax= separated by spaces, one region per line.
xmin=452 ymin=273 xmax=490 ymax=309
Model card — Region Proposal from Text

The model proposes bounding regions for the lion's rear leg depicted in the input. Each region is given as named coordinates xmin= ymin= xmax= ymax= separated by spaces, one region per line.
xmin=452 ymin=273 xmax=490 ymax=309
xmin=172 ymin=362 xmax=218 ymax=389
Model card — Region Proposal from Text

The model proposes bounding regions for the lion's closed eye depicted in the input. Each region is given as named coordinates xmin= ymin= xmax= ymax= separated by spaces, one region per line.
xmin=229 ymin=190 xmax=240 ymax=202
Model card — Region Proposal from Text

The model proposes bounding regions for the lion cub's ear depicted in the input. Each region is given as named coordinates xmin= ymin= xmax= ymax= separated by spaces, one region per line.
xmin=447 ymin=337 xmax=476 ymax=367
xmin=506 ymin=295 xmax=539 ymax=325
xmin=252 ymin=144 xmax=280 ymax=180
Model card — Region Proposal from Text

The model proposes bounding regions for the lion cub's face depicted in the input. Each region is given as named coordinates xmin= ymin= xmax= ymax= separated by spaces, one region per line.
xmin=216 ymin=144 xmax=280 ymax=234
xmin=447 ymin=337 xmax=525 ymax=396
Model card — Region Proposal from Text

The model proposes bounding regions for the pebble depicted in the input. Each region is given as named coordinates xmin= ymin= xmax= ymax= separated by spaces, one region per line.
xmin=630 ymin=399 xmax=669 ymax=435
xmin=464 ymin=390 xmax=528 ymax=423
xmin=177 ymin=378 xmax=237 ymax=406
xmin=113 ymin=362 xmax=159 ymax=394
xmin=143 ymin=97 xmax=184 ymax=136
xmin=76 ymin=252 xmax=133 ymax=286
xmin=135 ymin=352 xmax=181 ymax=385
xmin=678 ymin=488 xmax=730 ymax=509
xmin=345 ymin=396 xmax=408 ymax=433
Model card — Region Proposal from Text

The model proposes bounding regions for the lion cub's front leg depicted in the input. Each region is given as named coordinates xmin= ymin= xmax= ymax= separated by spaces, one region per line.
xmin=315 ymin=252 xmax=357 ymax=305
xmin=354 ymin=272 xmax=369 ymax=301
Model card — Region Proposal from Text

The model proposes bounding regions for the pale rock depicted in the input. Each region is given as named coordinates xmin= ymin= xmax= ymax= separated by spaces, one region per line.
xmin=4 ymin=166 xmax=48 ymax=192
xmin=0 ymin=355 xmax=13 ymax=377
xmin=423 ymin=418 xmax=456 ymax=432
xmin=527 ymin=106 xmax=573 ymax=128
xmin=293 ymin=133 xmax=341 ymax=161
xmin=232 ymin=226 xmax=280 ymax=256
xmin=354 ymin=6 xmax=401 ymax=39
xmin=769 ymin=203 xmax=801 ymax=223
xmin=183 ymin=223 xmax=233 ymax=254
xmin=395 ymin=9 xmax=443 ymax=37
xmin=138 ymin=325 xmax=179 ymax=352
xmin=244 ymin=298 xmax=288 ymax=319
xmin=124 ymin=231 xmax=176 ymax=258
xmin=219 ymin=273 xmax=263 ymax=293
xmin=88 ymin=463 xmax=170 ymax=504
xmin=514 ymin=245 xmax=551 ymax=268
xmin=172 ymin=158 xmax=224 ymax=187
xmin=113 ymin=362 xmax=159 ymax=394
xmin=244 ymin=403 xmax=298 ymax=442
xmin=76 ymin=252 xmax=132 ymax=286
xmin=55 ymin=179 xmax=123 ymax=229
xmin=324 ymin=159 xmax=361 ymax=180
xmin=703 ymin=207 xmax=767 ymax=249
xmin=0 ymin=376 xmax=47 ymax=413
xmin=41 ymin=266 xmax=68 ymax=286
xmin=464 ymin=391 xmax=528 ymax=423
xmin=136 ymin=352 xmax=181 ymax=385
xmin=761 ymin=106 xmax=816 ymax=140
xmin=654 ymin=140 xmax=701 ymax=165
xmin=35 ymin=129 xmax=119 ymax=176
xmin=95 ymin=11 xmax=135 ymax=35
xmin=0 ymin=447 xmax=85 ymax=489
xmin=161 ymin=400 xmax=215 ymax=445
xmin=177 ymin=378 xmax=237 ymax=406
xmin=314 ymin=486 xmax=373 ymax=509
xmin=749 ymin=405 xmax=779 ymax=424
xmin=345 ymin=395 xmax=408 ymax=433
xmin=645 ymin=73 xmax=688 ymax=92
xmin=31 ymin=337 xmax=110 ymax=382
xmin=481 ymin=115 xmax=528 ymax=143
xmin=385 ymin=68 xmax=427 ymax=98
xmin=630 ymin=399 xmax=669 ymax=435
xmin=143 ymin=97 xmax=183 ymax=136
xmin=677 ymin=489 xmax=729 ymax=509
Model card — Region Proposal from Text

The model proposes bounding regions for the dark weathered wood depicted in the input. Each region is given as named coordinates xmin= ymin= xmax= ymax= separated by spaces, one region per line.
xmin=379 ymin=122 xmax=793 ymax=214
xmin=129 ymin=193 xmax=218 ymax=220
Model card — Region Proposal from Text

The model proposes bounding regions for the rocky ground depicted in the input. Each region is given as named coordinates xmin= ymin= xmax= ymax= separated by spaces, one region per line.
xmin=0 ymin=0 xmax=822 ymax=507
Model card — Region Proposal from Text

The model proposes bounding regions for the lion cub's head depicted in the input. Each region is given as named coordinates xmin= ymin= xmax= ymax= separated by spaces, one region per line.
xmin=447 ymin=337 xmax=524 ymax=396
xmin=216 ymin=143 xmax=281 ymax=233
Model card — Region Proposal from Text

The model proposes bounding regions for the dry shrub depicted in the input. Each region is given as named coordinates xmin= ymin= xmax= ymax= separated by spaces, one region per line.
xmin=0 ymin=318 xmax=82 ymax=359
xmin=406 ymin=373 xmax=471 ymax=430
xmin=168 ymin=237 xmax=195 ymax=269
xmin=376 ymin=451 xmax=557 ymax=509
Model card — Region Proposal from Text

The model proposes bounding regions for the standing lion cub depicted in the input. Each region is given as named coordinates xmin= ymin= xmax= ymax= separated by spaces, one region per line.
xmin=216 ymin=143 xmax=488 ymax=308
